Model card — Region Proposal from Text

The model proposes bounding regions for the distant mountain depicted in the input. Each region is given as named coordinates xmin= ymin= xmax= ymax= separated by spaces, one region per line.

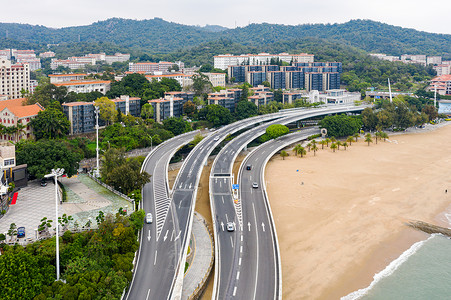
xmin=0 ymin=18 xmax=449 ymax=57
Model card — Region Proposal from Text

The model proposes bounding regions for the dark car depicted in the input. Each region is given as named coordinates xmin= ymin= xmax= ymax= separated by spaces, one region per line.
xmin=40 ymin=179 xmax=47 ymax=187
xmin=246 ymin=165 xmax=252 ymax=171
xmin=17 ymin=227 xmax=25 ymax=238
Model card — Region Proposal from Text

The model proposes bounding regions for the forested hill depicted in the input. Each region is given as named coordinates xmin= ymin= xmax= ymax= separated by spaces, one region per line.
xmin=0 ymin=18 xmax=450 ymax=57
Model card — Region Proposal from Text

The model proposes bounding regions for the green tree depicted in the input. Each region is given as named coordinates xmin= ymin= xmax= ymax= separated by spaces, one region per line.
xmin=30 ymin=102 xmax=70 ymax=140
xmin=365 ymin=133 xmax=373 ymax=146
xmin=16 ymin=139 xmax=82 ymax=178
xmin=380 ymin=132 xmax=389 ymax=141
xmin=280 ymin=150 xmax=288 ymax=160
xmin=141 ymin=103 xmax=154 ymax=119
xmin=421 ymin=105 xmax=438 ymax=121
xmin=163 ymin=117 xmax=191 ymax=136
xmin=197 ymin=104 xmax=233 ymax=127
xmin=293 ymin=144 xmax=302 ymax=156
xmin=319 ymin=114 xmax=362 ymax=138
xmin=330 ymin=143 xmax=337 ymax=152
xmin=183 ymin=100 xmax=197 ymax=119
xmin=319 ymin=140 xmax=327 ymax=149
xmin=311 ymin=143 xmax=318 ymax=156
xmin=191 ymin=73 xmax=213 ymax=96
xmin=95 ymin=97 xmax=116 ymax=125
xmin=26 ymin=83 xmax=69 ymax=107
xmin=235 ymin=100 xmax=258 ymax=120
xmin=346 ymin=136 xmax=354 ymax=146
xmin=342 ymin=142 xmax=348 ymax=150
xmin=7 ymin=223 xmax=17 ymax=241
xmin=361 ymin=107 xmax=378 ymax=131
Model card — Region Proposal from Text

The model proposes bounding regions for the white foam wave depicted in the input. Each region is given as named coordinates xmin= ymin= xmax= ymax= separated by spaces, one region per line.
xmin=341 ymin=235 xmax=435 ymax=300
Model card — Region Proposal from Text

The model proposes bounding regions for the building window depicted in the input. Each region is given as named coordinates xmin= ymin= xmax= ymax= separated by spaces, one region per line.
xmin=4 ymin=158 xmax=14 ymax=166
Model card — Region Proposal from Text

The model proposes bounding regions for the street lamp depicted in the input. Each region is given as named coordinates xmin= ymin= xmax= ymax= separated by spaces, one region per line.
xmin=148 ymin=134 xmax=153 ymax=150
xmin=44 ymin=168 xmax=64 ymax=281
xmin=94 ymin=106 xmax=100 ymax=178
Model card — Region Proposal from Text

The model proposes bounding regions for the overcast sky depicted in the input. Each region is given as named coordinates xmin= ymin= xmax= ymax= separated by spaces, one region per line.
xmin=2 ymin=0 xmax=450 ymax=35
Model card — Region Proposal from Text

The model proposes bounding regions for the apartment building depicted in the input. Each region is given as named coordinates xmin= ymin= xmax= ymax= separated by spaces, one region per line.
xmin=248 ymin=91 xmax=274 ymax=107
xmin=0 ymin=59 xmax=30 ymax=99
xmin=145 ymin=73 xmax=194 ymax=88
xmin=149 ymin=96 xmax=185 ymax=122
xmin=164 ymin=91 xmax=195 ymax=103
xmin=69 ymin=56 xmax=96 ymax=65
xmin=0 ymin=98 xmax=43 ymax=142
xmin=427 ymin=56 xmax=442 ymax=65
xmin=62 ymin=95 xmax=140 ymax=134
xmin=433 ymin=65 xmax=451 ymax=76
xmin=105 ymin=53 xmax=130 ymax=64
xmin=39 ymin=51 xmax=55 ymax=58
xmin=203 ymin=72 xmax=226 ymax=87
xmin=50 ymin=59 xmax=90 ymax=70
xmin=214 ymin=53 xmax=314 ymax=69
xmin=49 ymin=73 xmax=87 ymax=84
xmin=129 ymin=61 xmax=183 ymax=73
xmin=207 ymin=89 xmax=243 ymax=112
xmin=282 ymin=91 xmax=306 ymax=104
xmin=54 ymin=80 xmax=111 ymax=94
xmin=429 ymin=75 xmax=451 ymax=95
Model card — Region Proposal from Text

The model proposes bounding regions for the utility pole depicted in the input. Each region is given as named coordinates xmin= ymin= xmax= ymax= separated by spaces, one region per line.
xmin=95 ymin=106 xmax=100 ymax=177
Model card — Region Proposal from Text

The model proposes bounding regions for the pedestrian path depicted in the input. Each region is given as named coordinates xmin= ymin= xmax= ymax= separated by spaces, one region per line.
xmin=182 ymin=212 xmax=214 ymax=300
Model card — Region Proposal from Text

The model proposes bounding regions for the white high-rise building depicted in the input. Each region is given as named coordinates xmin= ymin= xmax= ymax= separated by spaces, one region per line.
xmin=214 ymin=53 xmax=314 ymax=69
xmin=0 ymin=59 xmax=30 ymax=99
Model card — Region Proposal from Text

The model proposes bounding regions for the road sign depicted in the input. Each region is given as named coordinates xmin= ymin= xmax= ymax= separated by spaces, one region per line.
xmin=232 ymin=184 xmax=239 ymax=189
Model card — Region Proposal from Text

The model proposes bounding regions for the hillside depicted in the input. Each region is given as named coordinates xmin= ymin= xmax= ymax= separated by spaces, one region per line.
xmin=0 ymin=18 xmax=450 ymax=57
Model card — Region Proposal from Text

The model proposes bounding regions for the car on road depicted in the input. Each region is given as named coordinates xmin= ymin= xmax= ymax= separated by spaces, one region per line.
xmin=145 ymin=213 xmax=153 ymax=224
xmin=17 ymin=227 xmax=25 ymax=238
xmin=214 ymin=136 xmax=220 ymax=141
xmin=40 ymin=179 xmax=47 ymax=187
xmin=252 ymin=182 xmax=259 ymax=189
xmin=226 ymin=222 xmax=235 ymax=232
xmin=246 ymin=165 xmax=252 ymax=170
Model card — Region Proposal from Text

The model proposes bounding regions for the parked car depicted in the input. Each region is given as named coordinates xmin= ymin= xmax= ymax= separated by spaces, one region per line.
xmin=227 ymin=222 xmax=235 ymax=232
xmin=252 ymin=182 xmax=259 ymax=189
xmin=40 ymin=179 xmax=47 ymax=187
xmin=17 ymin=227 xmax=25 ymax=238
xmin=145 ymin=213 xmax=153 ymax=224
xmin=214 ymin=136 xmax=220 ymax=141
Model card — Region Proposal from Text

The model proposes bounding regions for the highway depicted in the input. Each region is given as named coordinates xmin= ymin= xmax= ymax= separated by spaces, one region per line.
xmin=210 ymin=104 xmax=369 ymax=299
xmin=125 ymin=131 xmax=199 ymax=300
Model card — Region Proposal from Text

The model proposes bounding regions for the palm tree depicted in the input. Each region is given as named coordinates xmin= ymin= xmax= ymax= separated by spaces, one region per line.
xmin=306 ymin=142 xmax=312 ymax=152
xmin=346 ymin=136 xmax=354 ymax=146
xmin=330 ymin=137 xmax=337 ymax=144
xmin=311 ymin=143 xmax=318 ymax=156
xmin=365 ymin=133 xmax=373 ymax=146
xmin=380 ymin=132 xmax=389 ymax=142
xmin=353 ymin=132 xmax=360 ymax=142
xmin=330 ymin=143 xmax=337 ymax=152
xmin=293 ymin=144 xmax=302 ymax=156
xmin=336 ymin=141 xmax=342 ymax=150
xmin=375 ymin=131 xmax=382 ymax=144
xmin=325 ymin=138 xmax=331 ymax=147
xmin=280 ymin=150 xmax=288 ymax=160
xmin=14 ymin=124 xmax=26 ymax=142
xmin=298 ymin=146 xmax=306 ymax=158
xmin=343 ymin=142 xmax=348 ymax=150
xmin=319 ymin=140 xmax=327 ymax=149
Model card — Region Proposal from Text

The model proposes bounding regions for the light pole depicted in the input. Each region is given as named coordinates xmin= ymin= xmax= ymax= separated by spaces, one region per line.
xmin=44 ymin=168 xmax=64 ymax=281
xmin=95 ymin=106 xmax=100 ymax=178
xmin=148 ymin=134 xmax=153 ymax=150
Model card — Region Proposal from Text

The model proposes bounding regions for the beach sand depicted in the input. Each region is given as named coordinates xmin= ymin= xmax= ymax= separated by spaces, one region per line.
xmin=265 ymin=124 xmax=451 ymax=299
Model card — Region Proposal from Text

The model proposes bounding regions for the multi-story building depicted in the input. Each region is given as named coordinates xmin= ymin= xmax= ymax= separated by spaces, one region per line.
xmin=53 ymin=80 xmax=111 ymax=94
xmin=433 ymin=65 xmax=451 ymax=76
xmin=69 ymin=56 xmax=97 ymax=65
xmin=49 ymin=73 xmax=87 ymax=84
xmin=282 ymin=91 xmax=306 ymax=104
xmin=214 ymin=53 xmax=314 ymax=69
xmin=429 ymin=75 xmax=451 ymax=95
xmin=149 ymin=96 xmax=185 ymax=122
xmin=0 ymin=49 xmax=11 ymax=60
xmin=111 ymin=95 xmax=141 ymax=117
xmin=62 ymin=95 xmax=140 ymax=134
xmin=16 ymin=58 xmax=41 ymax=71
xmin=426 ymin=56 xmax=442 ymax=65
xmin=50 ymin=59 xmax=90 ymax=70
xmin=0 ymin=59 xmax=30 ymax=99
xmin=203 ymin=72 xmax=226 ymax=87
xmin=247 ymin=71 xmax=267 ymax=86
xmin=0 ymin=98 xmax=43 ymax=141
xmin=29 ymin=80 xmax=38 ymax=94
xmin=308 ymin=89 xmax=360 ymax=104
xmin=266 ymin=71 xmax=286 ymax=90
xmin=129 ymin=61 xmax=183 ymax=73
xmin=208 ymin=94 xmax=236 ymax=112
xmin=164 ymin=91 xmax=194 ymax=103
xmin=248 ymin=91 xmax=274 ymax=107
xmin=104 ymin=53 xmax=130 ymax=64
xmin=145 ymin=73 xmax=193 ymax=88
xmin=285 ymin=71 xmax=305 ymax=89
xmin=39 ymin=51 xmax=56 ymax=58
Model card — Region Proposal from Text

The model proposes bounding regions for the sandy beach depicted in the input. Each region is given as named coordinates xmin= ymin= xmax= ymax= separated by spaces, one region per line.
xmin=265 ymin=123 xmax=451 ymax=299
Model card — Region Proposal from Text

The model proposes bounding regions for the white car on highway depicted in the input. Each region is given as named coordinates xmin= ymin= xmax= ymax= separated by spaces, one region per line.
xmin=227 ymin=222 xmax=235 ymax=232
xmin=146 ymin=213 xmax=153 ymax=224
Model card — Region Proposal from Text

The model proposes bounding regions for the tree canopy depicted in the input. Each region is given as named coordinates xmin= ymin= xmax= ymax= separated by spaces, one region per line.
xmin=30 ymin=102 xmax=70 ymax=140
xmin=319 ymin=114 xmax=362 ymax=137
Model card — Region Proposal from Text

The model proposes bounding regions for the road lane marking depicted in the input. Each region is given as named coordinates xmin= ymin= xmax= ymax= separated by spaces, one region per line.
xmin=233 ymin=286 xmax=237 ymax=297
xmin=171 ymin=230 xmax=174 ymax=241
xmin=262 ymin=222 xmax=266 ymax=232
xmin=146 ymin=289 xmax=151 ymax=300
xmin=241 ymin=235 xmax=243 ymax=242
xmin=175 ymin=231 xmax=181 ymax=241
xmin=221 ymin=222 xmax=224 ymax=231
xmin=230 ymin=236 xmax=234 ymax=248
xmin=164 ymin=230 xmax=168 ymax=241
xmin=239 ymin=257 xmax=242 ymax=265
xmin=148 ymin=230 xmax=151 ymax=241
xmin=154 ymin=251 xmax=157 ymax=265
xmin=248 ymin=222 xmax=251 ymax=231
xmin=225 ymin=213 xmax=229 ymax=222
xmin=252 ymin=202 xmax=259 ymax=300
xmin=236 ymin=271 xmax=240 ymax=280
xmin=240 ymin=245 xmax=243 ymax=253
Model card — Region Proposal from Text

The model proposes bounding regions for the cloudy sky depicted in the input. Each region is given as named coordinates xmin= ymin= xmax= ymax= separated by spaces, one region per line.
xmin=2 ymin=0 xmax=450 ymax=34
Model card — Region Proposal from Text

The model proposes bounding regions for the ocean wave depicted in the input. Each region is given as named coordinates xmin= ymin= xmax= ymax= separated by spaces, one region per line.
xmin=340 ymin=235 xmax=436 ymax=300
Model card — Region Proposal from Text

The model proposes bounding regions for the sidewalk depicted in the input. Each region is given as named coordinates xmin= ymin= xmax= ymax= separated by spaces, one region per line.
xmin=182 ymin=212 xmax=214 ymax=300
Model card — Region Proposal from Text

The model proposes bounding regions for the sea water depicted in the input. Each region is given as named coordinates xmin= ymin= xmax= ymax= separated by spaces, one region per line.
xmin=342 ymin=233 xmax=451 ymax=300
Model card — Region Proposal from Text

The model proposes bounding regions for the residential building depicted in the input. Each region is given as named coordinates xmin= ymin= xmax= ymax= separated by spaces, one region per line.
xmin=53 ymin=80 xmax=111 ymax=94
xmin=282 ymin=91 xmax=305 ymax=104
xmin=249 ymin=85 xmax=270 ymax=93
xmin=208 ymin=94 xmax=236 ymax=112
xmin=308 ymin=89 xmax=360 ymax=104
xmin=228 ymin=65 xmax=246 ymax=83
xmin=149 ymin=96 xmax=185 ymax=122
xmin=164 ymin=91 xmax=194 ymax=103
xmin=427 ymin=56 xmax=442 ymax=65
xmin=214 ymin=53 xmax=314 ymax=69
xmin=111 ymin=95 xmax=141 ymax=117
xmin=16 ymin=58 xmax=41 ymax=71
xmin=266 ymin=71 xmax=286 ymax=90
xmin=429 ymin=75 xmax=451 ymax=95
xmin=129 ymin=61 xmax=183 ymax=73
xmin=203 ymin=72 xmax=226 ymax=87
xmin=39 ymin=51 xmax=56 ymax=58
xmin=0 ymin=98 xmax=44 ymax=142
xmin=29 ymin=80 xmax=38 ymax=94
xmin=69 ymin=56 xmax=96 ymax=65
xmin=62 ymin=102 xmax=96 ymax=135
xmin=246 ymin=71 xmax=267 ymax=86
xmin=145 ymin=73 xmax=193 ymax=88
xmin=49 ymin=73 xmax=87 ymax=84
xmin=50 ymin=59 xmax=90 ymax=70
xmin=0 ymin=49 xmax=11 ymax=60
xmin=248 ymin=91 xmax=274 ymax=107
xmin=285 ymin=71 xmax=305 ymax=89
xmin=104 ymin=53 xmax=130 ymax=64
xmin=433 ymin=65 xmax=451 ymax=76
xmin=0 ymin=59 xmax=30 ymax=99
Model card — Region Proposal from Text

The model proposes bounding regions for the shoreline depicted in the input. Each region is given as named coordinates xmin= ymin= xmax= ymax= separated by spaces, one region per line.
xmin=266 ymin=122 xmax=451 ymax=299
